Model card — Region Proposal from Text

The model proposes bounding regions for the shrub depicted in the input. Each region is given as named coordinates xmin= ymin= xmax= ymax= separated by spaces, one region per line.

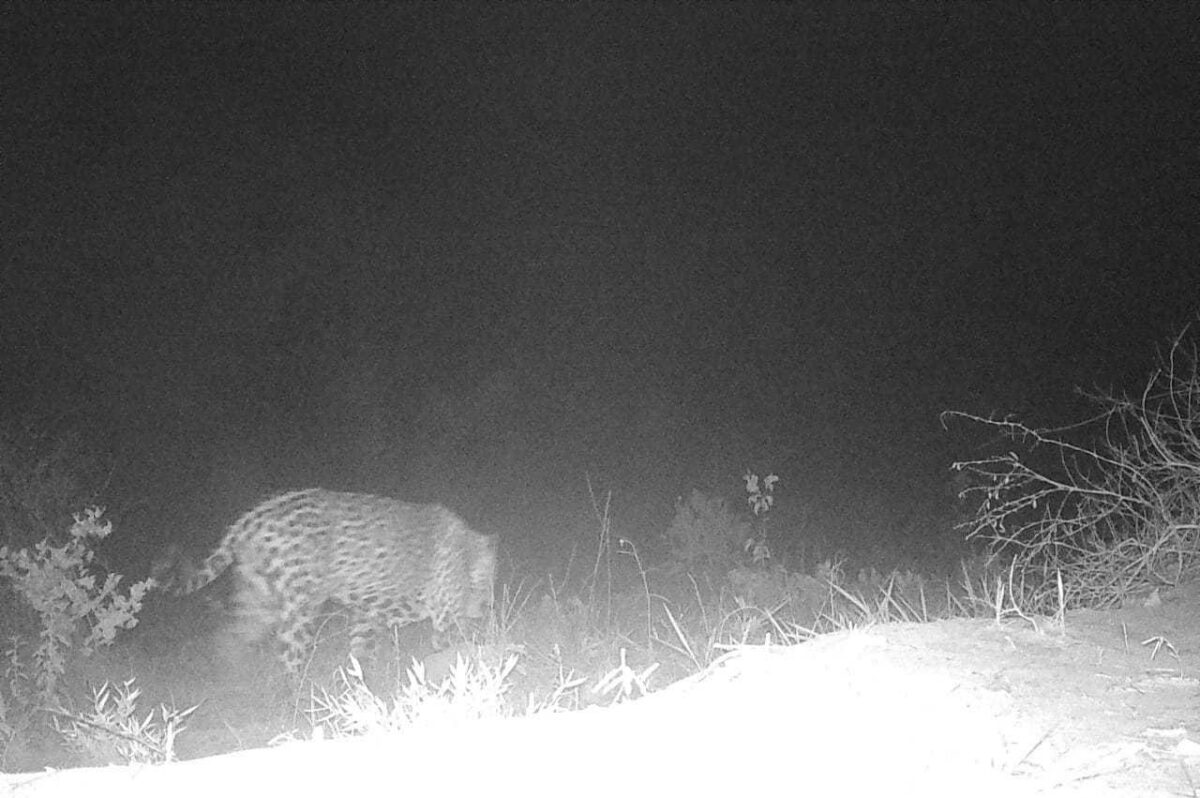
xmin=946 ymin=325 xmax=1200 ymax=611
xmin=0 ymin=507 xmax=154 ymax=764
xmin=664 ymin=489 xmax=749 ymax=568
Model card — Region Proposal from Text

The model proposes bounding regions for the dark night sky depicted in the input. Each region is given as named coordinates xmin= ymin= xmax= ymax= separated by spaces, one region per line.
xmin=3 ymin=3 xmax=1197 ymax=565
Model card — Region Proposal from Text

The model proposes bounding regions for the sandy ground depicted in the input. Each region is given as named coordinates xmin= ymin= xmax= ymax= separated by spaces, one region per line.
xmin=6 ymin=579 xmax=1200 ymax=796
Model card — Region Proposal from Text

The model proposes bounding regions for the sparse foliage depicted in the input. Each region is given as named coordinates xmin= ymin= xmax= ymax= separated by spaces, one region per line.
xmin=52 ymin=679 xmax=196 ymax=766
xmin=946 ymin=324 xmax=1200 ymax=611
xmin=591 ymin=647 xmax=658 ymax=703
xmin=742 ymin=471 xmax=779 ymax=565
xmin=0 ymin=508 xmax=152 ymax=703
xmin=308 ymin=653 xmax=519 ymax=737
xmin=0 ymin=508 xmax=153 ymax=765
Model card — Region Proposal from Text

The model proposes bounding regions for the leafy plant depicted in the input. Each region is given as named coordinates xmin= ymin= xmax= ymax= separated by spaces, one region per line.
xmin=742 ymin=471 xmax=779 ymax=565
xmin=0 ymin=508 xmax=152 ymax=702
xmin=0 ymin=508 xmax=153 ymax=764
